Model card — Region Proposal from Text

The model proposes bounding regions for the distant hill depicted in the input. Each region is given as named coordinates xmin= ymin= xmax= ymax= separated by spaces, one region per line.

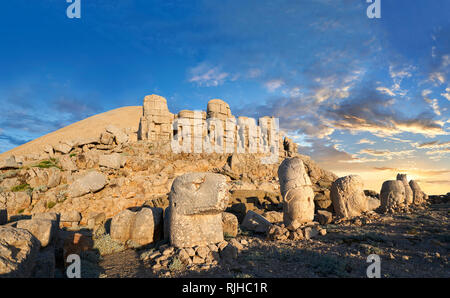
xmin=0 ymin=106 xmax=142 ymax=159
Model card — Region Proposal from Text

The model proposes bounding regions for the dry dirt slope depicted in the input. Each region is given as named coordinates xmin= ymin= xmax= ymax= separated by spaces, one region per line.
xmin=0 ymin=106 xmax=142 ymax=160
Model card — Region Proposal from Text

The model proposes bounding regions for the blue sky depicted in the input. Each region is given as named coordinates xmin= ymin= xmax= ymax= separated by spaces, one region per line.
xmin=0 ymin=0 xmax=449 ymax=193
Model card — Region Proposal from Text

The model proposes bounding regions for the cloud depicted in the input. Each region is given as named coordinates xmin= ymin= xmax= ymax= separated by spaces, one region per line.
xmin=441 ymin=87 xmax=450 ymax=101
xmin=188 ymin=64 xmax=229 ymax=87
xmin=357 ymin=138 xmax=375 ymax=145
xmin=376 ymin=87 xmax=396 ymax=96
xmin=422 ymin=89 xmax=442 ymax=116
xmin=326 ymin=88 xmax=447 ymax=137
xmin=414 ymin=140 xmax=450 ymax=149
xmin=264 ymin=79 xmax=285 ymax=92
xmin=430 ymin=72 xmax=445 ymax=85
xmin=359 ymin=148 xmax=414 ymax=159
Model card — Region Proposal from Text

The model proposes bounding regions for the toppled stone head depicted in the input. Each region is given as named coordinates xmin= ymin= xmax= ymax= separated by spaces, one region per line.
xmin=169 ymin=173 xmax=230 ymax=248
xmin=331 ymin=175 xmax=369 ymax=218
xmin=380 ymin=180 xmax=406 ymax=211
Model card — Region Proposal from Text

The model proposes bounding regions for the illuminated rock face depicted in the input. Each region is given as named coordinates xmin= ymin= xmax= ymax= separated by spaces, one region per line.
xmin=168 ymin=173 xmax=230 ymax=248
xmin=409 ymin=180 xmax=428 ymax=205
xmin=380 ymin=180 xmax=406 ymax=211
xmin=138 ymin=94 xmax=174 ymax=141
xmin=137 ymin=94 xmax=291 ymax=156
xmin=331 ymin=175 xmax=369 ymax=218
xmin=278 ymin=157 xmax=315 ymax=229
xmin=396 ymin=174 xmax=413 ymax=205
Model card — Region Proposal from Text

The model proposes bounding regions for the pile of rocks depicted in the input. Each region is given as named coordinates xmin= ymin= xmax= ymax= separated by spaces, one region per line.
xmin=141 ymin=238 xmax=249 ymax=271
xmin=266 ymin=222 xmax=326 ymax=241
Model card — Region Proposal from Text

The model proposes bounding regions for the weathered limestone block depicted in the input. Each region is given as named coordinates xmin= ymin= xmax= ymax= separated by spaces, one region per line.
xmin=278 ymin=158 xmax=315 ymax=228
xmin=330 ymin=175 xmax=369 ymax=218
xmin=316 ymin=210 xmax=333 ymax=225
xmin=110 ymin=207 xmax=163 ymax=246
xmin=16 ymin=218 xmax=54 ymax=247
xmin=32 ymin=212 xmax=59 ymax=238
xmin=283 ymin=137 xmax=298 ymax=157
xmin=100 ymin=131 xmax=115 ymax=145
xmin=99 ymin=153 xmax=126 ymax=169
xmin=106 ymin=125 xmax=129 ymax=144
xmin=138 ymin=94 xmax=174 ymax=141
xmin=0 ymin=226 xmax=40 ymax=277
xmin=26 ymin=167 xmax=61 ymax=189
xmin=60 ymin=210 xmax=81 ymax=223
xmin=222 ymin=212 xmax=238 ymax=237
xmin=0 ymin=156 xmax=19 ymax=170
xmin=380 ymin=180 xmax=405 ymax=211
xmin=409 ymin=180 xmax=428 ymax=205
xmin=397 ymin=174 xmax=413 ymax=205
xmin=169 ymin=173 xmax=230 ymax=248
xmin=207 ymin=99 xmax=232 ymax=121
xmin=67 ymin=171 xmax=107 ymax=198
xmin=0 ymin=192 xmax=31 ymax=216
xmin=54 ymin=142 xmax=72 ymax=154
xmin=241 ymin=210 xmax=272 ymax=233
xmin=59 ymin=155 xmax=78 ymax=172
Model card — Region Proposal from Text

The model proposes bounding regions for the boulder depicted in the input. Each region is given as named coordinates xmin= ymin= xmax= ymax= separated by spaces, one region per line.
xmin=169 ymin=173 xmax=230 ymax=248
xmin=316 ymin=210 xmax=333 ymax=225
xmin=380 ymin=180 xmax=405 ymax=211
xmin=241 ymin=210 xmax=272 ymax=233
xmin=0 ymin=192 xmax=31 ymax=216
xmin=222 ymin=212 xmax=238 ymax=237
xmin=60 ymin=210 xmax=81 ymax=223
xmin=396 ymin=174 xmax=413 ymax=205
xmin=54 ymin=143 xmax=72 ymax=154
xmin=278 ymin=158 xmax=315 ymax=228
xmin=100 ymin=131 xmax=115 ymax=145
xmin=99 ymin=153 xmax=126 ymax=169
xmin=67 ymin=171 xmax=107 ymax=198
xmin=110 ymin=207 xmax=163 ymax=246
xmin=32 ymin=212 xmax=59 ymax=237
xmin=0 ymin=226 xmax=40 ymax=277
xmin=330 ymin=175 xmax=368 ymax=218
xmin=367 ymin=197 xmax=381 ymax=211
xmin=26 ymin=168 xmax=61 ymax=189
xmin=16 ymin=219 xmax=54 ymax=247
xmin=59 ymin=156 xmax=78 ymax=172
xmin=106 ymin=125 xmax=129 ymax=144
xmin=0 ymin=156 xmax=19 ymax=170
xmin=263 ymin=211 xmax=283 ymax=223
xmin=409 ymin=180 xmax=428 ymax=205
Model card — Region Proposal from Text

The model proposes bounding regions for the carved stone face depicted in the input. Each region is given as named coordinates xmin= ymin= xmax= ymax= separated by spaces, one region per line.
xmin=381 ymin=180 xmax=406 ymax=209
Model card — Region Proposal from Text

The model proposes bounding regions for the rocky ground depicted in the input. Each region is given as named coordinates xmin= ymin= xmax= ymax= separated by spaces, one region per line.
xmin=74 ymin=197 xmax=449 ymax=278
xmin=0 ymin=123 xmax=448 ymax=278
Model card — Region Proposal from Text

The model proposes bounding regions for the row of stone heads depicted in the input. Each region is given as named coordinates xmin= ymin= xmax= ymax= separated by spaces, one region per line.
xmin=170 ymin=114 xmax=281 ymax=156
xmin=380 ymin=174 xmax=428 ymax=210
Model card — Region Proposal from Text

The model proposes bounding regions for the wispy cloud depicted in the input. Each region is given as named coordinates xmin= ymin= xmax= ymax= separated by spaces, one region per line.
xmin=264 ymin=79 xmax=285 ymax=92
xmin=188 ymin=64 xmax=229 ymax=87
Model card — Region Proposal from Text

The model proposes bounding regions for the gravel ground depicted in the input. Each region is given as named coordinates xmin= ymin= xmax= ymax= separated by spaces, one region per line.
xmin=97 ymin=201 xmax=449 ymax=278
